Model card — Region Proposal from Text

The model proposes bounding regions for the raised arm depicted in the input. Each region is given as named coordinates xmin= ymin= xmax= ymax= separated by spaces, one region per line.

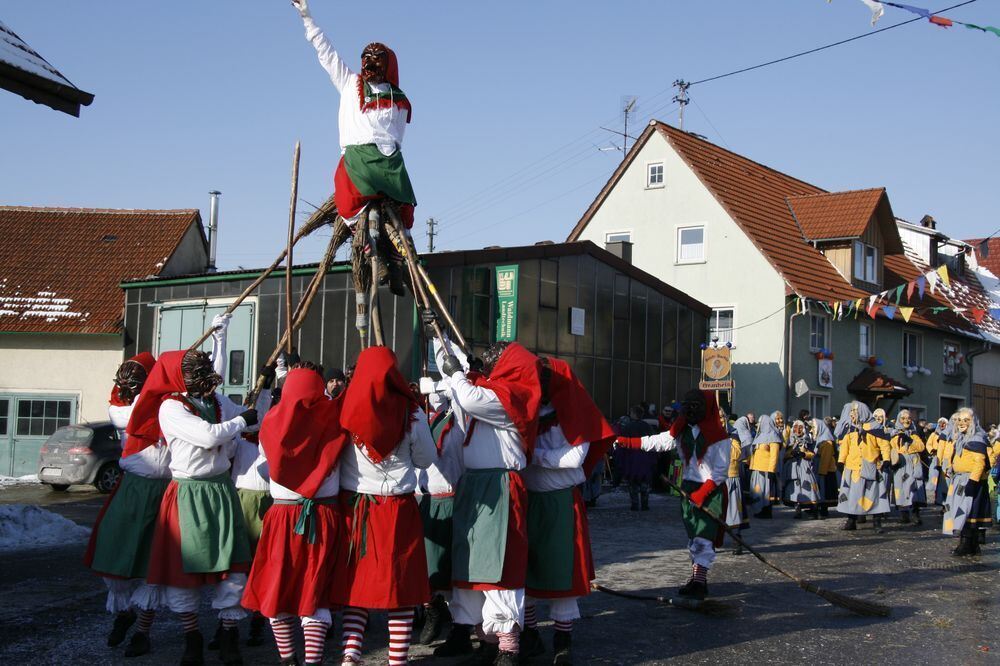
xmin=210 ymin=313 xmax=230 ymax=379
xmin=617 ymin=430 xmax=677 ymax=453
xmin=444 ymin=371 xmax=515 ymax=429
xmin=292 ymin=0 xmax=353 ymax=92
xmin=533 ymin=431 xmax=589 ymax=470
xmin=159 ymin=399 xmax=247 ymax=450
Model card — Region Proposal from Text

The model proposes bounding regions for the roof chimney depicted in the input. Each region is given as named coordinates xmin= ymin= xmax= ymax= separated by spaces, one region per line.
xmin=207 ymin=190 xmax=221 ymax=273
xmin=605 ymin=240 xmax=633 ymax=264
xmin=919 ymin=214 xmax=936 ymax=230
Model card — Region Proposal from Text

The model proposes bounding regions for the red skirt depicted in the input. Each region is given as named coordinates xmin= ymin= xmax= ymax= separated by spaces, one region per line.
xmin=332 ymin=493 xmax=430 ymax=610
xmin=146 ymin=481 xmax=249 ymax=588
xmin=242 ymin=502 xmax=347 ymax=618
xmin=454 ymin=470 xmax=529 ymax=591
xmin=527 ymin=487 xmax=595 ymax=599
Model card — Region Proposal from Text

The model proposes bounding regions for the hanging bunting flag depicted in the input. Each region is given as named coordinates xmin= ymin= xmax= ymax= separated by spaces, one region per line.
xmin=859 ymin=0 xmax=886 ymax=25
xmin=795 ymin=298 xmax=801 ymax=315
xmin=929 ymin=15 xmax=953 ymax=27
xmin=883 ymin=305 xmax=898 ymax=320
xmin=868 ymin=294 xmax=879 ymax=312
xmin=927 ymin=270 xmax=939 ymax=294
xmin=855 ymin=298 xmax=864 ymax=312
xmin=884 ymin=2 xmax=930 ymax=19
xmin=906 ymin=280 xmax=916 ymax=300
xmin=931 ymin=306 xmax=949 ymax=314
xmin=899 ymin=306 xmax=914 ymax=322
xmin=916 ymin=276 xmax=926 ymax=299
xmin=969 ymin=309 xmax=986 ymax=324
xmin=964 ymin=23 xmax=1000 ymax=38
xmin=937 ymin=264 xmax=950 ymax=288
xmin=990 ymin=308 xmax=1000 ymax=320
xmin=867 ymin=301 xmax=881 ymax=319
xmin=981 ymin=240 xmax=991 ymax=258
xmin=894 ymin=284 xmax=904 ymax=304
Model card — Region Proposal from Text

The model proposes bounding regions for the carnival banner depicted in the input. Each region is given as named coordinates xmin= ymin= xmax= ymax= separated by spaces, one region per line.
xmin=495 ymin=264 xmax=519 ymax=342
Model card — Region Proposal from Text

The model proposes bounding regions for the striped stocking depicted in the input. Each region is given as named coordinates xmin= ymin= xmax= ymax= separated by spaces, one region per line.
xmin=692 ymin=563 xmax=708 ymax=583
xmin=553 ymin=619 xmax=573 ymax=633
xmin=179 ymin=612 xmax=199 ymax=633
xmin=340 ymin=607 xmax=369 ymax=662
xmin=523 ymin=603 xmax=538 ymax=629
xmin=497 ymin=627 xmax=520 ymax=653
xmin=136 ymin=609 xmax=155 ymax=635
xmin=303 ymin=622 xmax=329 ymax=664
xmin=387 ymin=608 xmax=414 ymax=666
xmin=269 ymin=617 xmax=297 ymax=661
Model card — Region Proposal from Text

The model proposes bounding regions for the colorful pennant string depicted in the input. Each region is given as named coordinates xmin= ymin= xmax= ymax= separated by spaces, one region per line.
xmin=836 ymin=1 xmax=1000 ymax=39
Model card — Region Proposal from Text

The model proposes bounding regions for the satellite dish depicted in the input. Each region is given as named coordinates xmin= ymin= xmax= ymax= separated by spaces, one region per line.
xmin=794 ymin=379 xmax=809 ymax=398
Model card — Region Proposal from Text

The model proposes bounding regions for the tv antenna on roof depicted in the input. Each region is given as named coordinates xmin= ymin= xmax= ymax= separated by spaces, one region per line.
xmin=600 ymin=95 xmax=638 ymax=161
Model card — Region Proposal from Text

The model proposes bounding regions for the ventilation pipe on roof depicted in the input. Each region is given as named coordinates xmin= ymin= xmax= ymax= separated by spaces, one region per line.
xmin=207 ymin=190 xmax=221 ymax=273
xmin=919 ymin=215 xmax=936 ymax=230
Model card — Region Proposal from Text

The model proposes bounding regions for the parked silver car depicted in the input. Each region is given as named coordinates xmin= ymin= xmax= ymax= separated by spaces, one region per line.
xmin=37 ymin=422 xmax=122 ymax=493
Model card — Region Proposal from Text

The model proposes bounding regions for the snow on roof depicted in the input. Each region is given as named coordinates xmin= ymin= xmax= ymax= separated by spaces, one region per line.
xmin=0 ymin=20 xmax=94 ymax=116
xmin=0 ymin=20 xmax=77 ymax=89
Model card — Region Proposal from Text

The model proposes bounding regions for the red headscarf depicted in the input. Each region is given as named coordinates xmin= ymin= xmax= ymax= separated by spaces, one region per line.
xmin=260 ymin=368 xmax=348 ymax=498
xmin=357 ymin=44 xmax=412 ymax=122
xmin=123 ymin=350 xmax=187 ymax=458
xmin=340 ymin=346 xmax=418 ymax=463
xmin=109 ymin=352 xmax=156 ymax=407
xmin=668 ymin=390 xmax=730 ymax=461
xmin=545 ymin=358 xmax=616 ymax=475
xmin=471 ymin=343 xmax=543 ymax=458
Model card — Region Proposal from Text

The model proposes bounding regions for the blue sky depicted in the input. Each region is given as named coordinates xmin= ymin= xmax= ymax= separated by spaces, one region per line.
xmin=2 ymin=1 xmax=997 ymax=270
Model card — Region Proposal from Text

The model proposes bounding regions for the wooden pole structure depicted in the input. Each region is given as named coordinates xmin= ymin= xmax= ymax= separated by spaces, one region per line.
xmin=187 ymin=193 xmax=338 ymax=351
xmin=285 ymin=141 xmax=301 ymax=354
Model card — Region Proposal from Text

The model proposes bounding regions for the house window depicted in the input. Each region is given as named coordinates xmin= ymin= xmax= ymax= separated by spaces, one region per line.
xmin=903 ymin=331 xmax=922 ymax=368
xmin=809 ymin=393 xmax=830 ymax=419
xmin=709 ymin=307 xmax=735 ymax=346
xmin=16 ymin=399 xmax=73 ymax=437
xmin=853 ymin=241 xmax=879 ymax=285
xmin=859 ymin=322 xmax=873 ymax=359
xmin=943 ymin=340 xmax=961 ymax=376
xmin=646 ymin=162 xmax=664 ymax=188
xmin=677 ymin=226 xmax=705 ymax=264
xmin=605 ymin=231 xmax=632 ymax=244
xmin=0 ymin=399 xmax=8 ymax=436
xmin=809 ymin=314 xmax=829 ymax=352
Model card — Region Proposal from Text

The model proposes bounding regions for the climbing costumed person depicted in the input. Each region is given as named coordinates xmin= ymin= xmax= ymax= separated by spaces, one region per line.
xmin=242 ymin=364 xmax=350 ymax=666
xmin=432 ymin=338 xmax=542 ymax=666
xmin=519 ymin=358 xmax=615 ymax=665
xmin=335 ymin=347 xmax=436 ymax=666
xmin=615 ymin=390 xmax=731 ymax=600
xmin=290 ymin=0 xmax=416 ymax=294
xmin=141 ymin=349 xmax=256 ymax=666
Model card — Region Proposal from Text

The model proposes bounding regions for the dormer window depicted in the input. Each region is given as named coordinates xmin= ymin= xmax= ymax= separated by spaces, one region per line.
xmin=853 ymin=241 xmax=879 ymax=285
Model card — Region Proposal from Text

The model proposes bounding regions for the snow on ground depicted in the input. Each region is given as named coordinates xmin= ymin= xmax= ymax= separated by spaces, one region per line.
xmin=0 ymin=475 xmax=40 ymax=489
xmin=0 ymin=504 xmax=89 ymax=551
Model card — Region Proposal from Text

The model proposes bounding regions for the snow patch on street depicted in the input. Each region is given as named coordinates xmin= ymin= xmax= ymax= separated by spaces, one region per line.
xmin=0 ymin=504 xmax=90 ymax=551
xmin=0 ymin=475 xmax=40 ymax=489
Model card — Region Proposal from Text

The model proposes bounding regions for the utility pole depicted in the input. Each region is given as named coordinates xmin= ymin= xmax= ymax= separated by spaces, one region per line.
xmin=426 ymin=217 xmax=437 ymax=253
xmin=673 ymin=79 xmax=690 ymax=130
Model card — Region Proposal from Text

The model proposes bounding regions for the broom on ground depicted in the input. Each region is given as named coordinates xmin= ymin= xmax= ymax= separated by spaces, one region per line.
xmin=661 ymin=476 xmax=891 ymax=617
xmin=590 ymin=582 xmax=739 ymax=618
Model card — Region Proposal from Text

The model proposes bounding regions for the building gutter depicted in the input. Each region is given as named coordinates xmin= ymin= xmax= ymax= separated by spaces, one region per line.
xmin=786 ymin=295 xmax=803 ymax=415
xmin=965 ymin=342 xmax=992 ymax=406
xmin=120 ymin=264 xmax=351 ymax=289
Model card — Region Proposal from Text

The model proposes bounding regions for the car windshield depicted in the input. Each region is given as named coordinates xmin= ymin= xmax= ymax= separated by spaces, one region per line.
xmin=45 ymin=426 xmax=94 ymax=446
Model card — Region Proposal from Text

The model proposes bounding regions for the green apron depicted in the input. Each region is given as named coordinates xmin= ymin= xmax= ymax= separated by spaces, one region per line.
xmin=680 ymin=479 xmax=725 ymax=542
xmin=90 ymin=472 xmax=169 ymax=578
xmin=525 ymin=487 xmax=575 ymax=591
xmin=452 ymin=468 xmax=510 ymax=584
xmin=177 ymin=474 xmax=251 ymax=574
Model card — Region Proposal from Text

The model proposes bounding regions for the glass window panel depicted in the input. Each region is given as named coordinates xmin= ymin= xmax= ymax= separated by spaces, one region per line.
xmin=661 ymin=366 xmax=677 ymax=408
xmin=30 ymin=419 xmax=43 ymax=436
xmin=593 ymin=359 xmax=612 ymax=416
xmin=629 ymin=362 xmax=645 ymax=408
xmin=606 ymin=232 xmax=631 ymax=243
xmin=58 ymin=401 xmax=70 ymax=418
xmin=629 ymin=283 xmax=646 ymax=361
xmin=17 ymin=417 xmax=30 ymax=436
xmin=678 ymin=227 xmax=705 ymax=262
xmin=229 ymin=350 xmax=246 ymax=386
xmin=31 ymin=401 xmax=44 ymax=418
xmin=645 ymin=365 xmax=661 ymax=409
xmin=537 ymin=308 xmax=558 ymax=354
xmin=44 ymin=401 xmax=57 ymax=418
xmin=678 ymin=309 xmax=693 ymax=367
xmin=854 ymin=241 xmax=864 ymax=279
xmin=18 ymin=401 xmax=30 ymax=418
xmin=612 ymin=360 xmax=629 ymax=419
xmin=662 ymin=301 xmax=678 ymax=365
xmin=646 ymin=295 xmax=663 ymax=364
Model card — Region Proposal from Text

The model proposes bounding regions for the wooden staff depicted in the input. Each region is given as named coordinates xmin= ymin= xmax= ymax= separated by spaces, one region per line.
xmin=285 ymin=141 xmax=301 ymax=354
xmin=244 ymin=232 xmax=338 ymax=407
xmin=187 ymin=193 xmax=338 ymax=351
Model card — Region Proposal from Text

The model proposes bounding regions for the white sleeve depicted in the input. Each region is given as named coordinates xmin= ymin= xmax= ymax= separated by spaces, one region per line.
xmin=211 ymin=329 xmax=227 ymax=380
xmin=302 ymin=15 xmax=353 ymax=92
xmin=108 ymin=405 xmax=131 ymax=431
xmin=640 ymin=430 xmax=678 ymax=453
xmin=215 ymin=391 xmax=245 ymax=421
xmin=534 ymin=441 xmax=589 ymax=470
xmin=445 ymin=372 xmax=515 ymax=429
xmin=159 ymin=400 xmax=246 ymax=450
xmin=255 ymin=389 xmax=272 ymax=424
xmin=706 ymin=439 xmax=731 ymax=484
xmin=408 ymin=408 xmax=437 ymax=469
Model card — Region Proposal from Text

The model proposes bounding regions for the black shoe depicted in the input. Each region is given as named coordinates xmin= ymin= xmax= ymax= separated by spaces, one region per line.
xmin=842 ymin=516 xmax=857 ymax=531
xmin=124 ymin=631 xmax=151 ymax=658
xmin=207 ymin=621 xmax=222 ymax=650
xmin=493 ymin=650 xmax=518 ymax=666
xmin=279 ymin=658 xmax=300 ymax=666
xmin=180 ymin=631 xmax=205 ymax=666
xmin=794 ymin=507 xmax=802 ymax=519
xmin=108 ymin=610 xmax=137 ymax=647
xmin=630 ymin=503 xmax=639 ymax=511
xmin=433 ymin=624 xmax=474 ymax=657
xmin=677 ymin=579 xmax=708 ymax=600
xmin=519 ymin=626 xmax=545 ymax=659
xmin=585 ymin=499 xmax=597 ymax=509
xmin=913 ymin=509 xmax=923 ymax=526
xmin=953 ymin=533 xmax=980 ymax=556
xmin=552 ymin=629 xmax=573 ymax=665
xmin=872 ymin=517 xmax=884 ymax=534
xmin=641 ymin=497 xmax=650 ymax=511
xmin=420 ymin=596 xmax=451 ymax=645
xmin=218 ymin=627 xmax=243 ymax=666
xmin=857 ymin=516 xmax=868 ymax=524
xmin=471 ymin=640 xmax=499 ymax=665
xmin=819 ymin=506 xmax=829 ymax=519
xmin=247 ymin=613 xmax=267 ymax=647
xmin=732 ymin=545 xmax=745 ymax=556
xmin=899 ymin=511 xmax=911 ymax=524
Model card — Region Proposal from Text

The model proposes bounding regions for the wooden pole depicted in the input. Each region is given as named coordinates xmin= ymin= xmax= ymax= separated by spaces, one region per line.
xmin=285 ymin=141 xmax=301 ymax=354
xmin=186 ymin=193 xmax=338 ymax=351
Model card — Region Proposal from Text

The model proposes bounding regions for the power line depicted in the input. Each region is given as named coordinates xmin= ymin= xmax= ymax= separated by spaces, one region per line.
xmin=689 ymin=0 xmax=979 ymax=87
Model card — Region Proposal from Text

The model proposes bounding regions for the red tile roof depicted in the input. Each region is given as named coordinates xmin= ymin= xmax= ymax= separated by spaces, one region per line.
xmin=568 ymin=121 xmax=978 ymax=336
xmin=0 ymin=207 xmax=202 ymax=334
xmin=967 ymin=237 xmax=1000 ymax=280
xmin=787 ymin=188 xmax=885 ymax=241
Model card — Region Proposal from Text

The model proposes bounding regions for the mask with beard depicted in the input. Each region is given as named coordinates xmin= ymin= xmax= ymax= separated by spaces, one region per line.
xmin=681 ymin=389 xmax=706 ymax=423
xmin=182 ymin=350 xmax=222 ymax=397
xmin=481 ymin=341 xmax=510 ymax=377
xmin=114 ymin=360 xmax=149 ymax=405
xmin=361 ymin=42 xmax=390 ymax=85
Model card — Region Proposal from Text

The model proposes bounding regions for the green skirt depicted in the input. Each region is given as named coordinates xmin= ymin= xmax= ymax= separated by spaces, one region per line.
xmin=177 ymin=474 xmax=252 ymax=574
xmin=525 ymin=488 xmax=575 ymax=591
xmin=419 ymin=494 xmax=454 ymax=591
xmin=237 ymin=488 xmax=273 ymax=553
xmin=89 ymin=472 xmax=169 ymax=578
xmin=680 ymin=479 xmax=725 ymax=545
xmin=343 ymin=144 xmax=417 ymax=205
xmin=452 ymin=469 xmax=511 ymax=585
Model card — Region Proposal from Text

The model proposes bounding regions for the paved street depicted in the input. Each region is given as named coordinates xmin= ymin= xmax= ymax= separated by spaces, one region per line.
xmin=0 ymin=486 xmax=996 ymax=665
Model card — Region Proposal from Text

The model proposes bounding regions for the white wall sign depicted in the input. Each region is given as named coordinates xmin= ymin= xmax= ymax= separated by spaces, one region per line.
xmin=570 ymin=307 xmax=585 ymax=336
